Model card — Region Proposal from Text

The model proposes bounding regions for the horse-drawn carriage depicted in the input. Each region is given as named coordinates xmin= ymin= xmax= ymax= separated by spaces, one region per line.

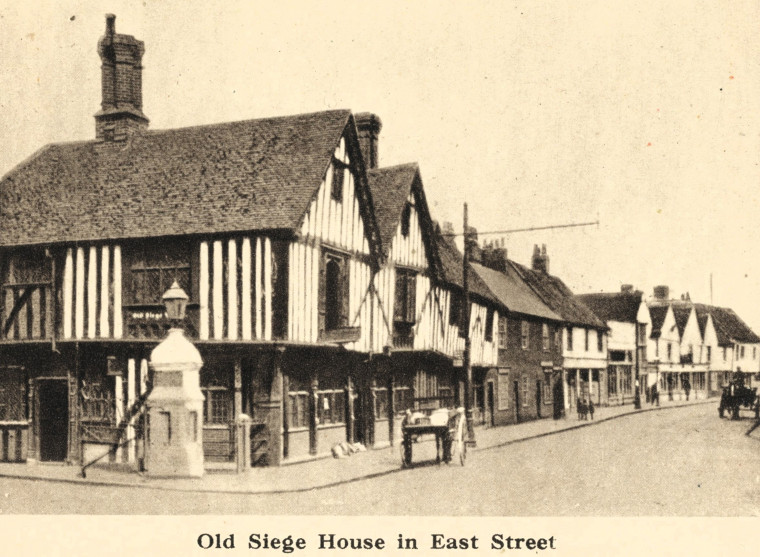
xmin=400 ymin=406 xmax=467 ymax=468
xmin=718 ymin=374 xmax=760 ymax=419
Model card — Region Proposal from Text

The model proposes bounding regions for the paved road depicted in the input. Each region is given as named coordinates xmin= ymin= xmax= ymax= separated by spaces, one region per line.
xmin=0 ymin=403 xmax=758 ymax=515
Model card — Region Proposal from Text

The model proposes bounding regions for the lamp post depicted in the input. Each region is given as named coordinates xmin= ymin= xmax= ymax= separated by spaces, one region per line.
xmin=145 ymin=281 xmax=205 ymax=478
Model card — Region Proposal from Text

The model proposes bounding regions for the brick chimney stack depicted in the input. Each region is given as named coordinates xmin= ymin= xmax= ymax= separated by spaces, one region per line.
xmin=481 ymin=241 xmax=509 ymax=273
xmin=653 ymin=285 xmax=670 ymax=300
xmin=95 ymin=14 xmax=149 ymax=141
xmin=354 ymin=113 xmax=382 ymax=169
xmin=531 ymin=244 xmax=550 ymax=274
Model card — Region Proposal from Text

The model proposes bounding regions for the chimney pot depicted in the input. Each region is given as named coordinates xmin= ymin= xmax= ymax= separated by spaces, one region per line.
xmin=621 ymin=284 xmax=634 ymax=293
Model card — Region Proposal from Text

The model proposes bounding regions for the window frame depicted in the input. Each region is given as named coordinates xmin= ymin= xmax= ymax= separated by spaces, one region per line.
xmin=521 ymin=321 xmax=530 ymax=350
xmin=542 ymin=323 xmax=550 ymax=352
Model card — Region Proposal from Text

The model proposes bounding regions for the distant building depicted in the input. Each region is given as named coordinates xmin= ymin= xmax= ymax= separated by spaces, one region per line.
xmin=577 ymin=287 xmax=650 ymax=406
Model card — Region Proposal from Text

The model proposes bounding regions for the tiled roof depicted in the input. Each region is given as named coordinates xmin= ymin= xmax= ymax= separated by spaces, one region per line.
xmin=434 ymin=235 xmax=496 ymax=305
xmin=509 ymin=261 xmax=606 ymax=329
xmin=671 ymin=306 xmax=692 ymax=338
xmin=367 ymin=164 xmax=418 ymax=251
xmin=648 ymin=305 xmax=669 ymax=339
xmin=576 ymin=291 xmax=643 ymax=324
xmin=0 ymin=110 xmax=373 ymax=247
xmin=367 ymin=163 xmax=442 ymax=275
xmin=471 ymin=262 xmax=561 ymax=322
xmin=693 ymin=303 xmax=760 ymax=345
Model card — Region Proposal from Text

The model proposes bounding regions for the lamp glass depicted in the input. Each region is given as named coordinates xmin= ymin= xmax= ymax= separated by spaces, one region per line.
xmin=162 ymin=281 xmax=189 ymax=321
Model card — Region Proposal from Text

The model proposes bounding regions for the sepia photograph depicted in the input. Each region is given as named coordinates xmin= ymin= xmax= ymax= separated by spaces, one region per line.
xmin=1 ymin=1 xmax=760 ymax=548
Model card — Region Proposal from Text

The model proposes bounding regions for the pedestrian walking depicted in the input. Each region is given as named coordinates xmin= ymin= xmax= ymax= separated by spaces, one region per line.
xmin=683 ymin=378 xmax=691 ymax=401
xmin=576 ymin=397 xmax=582 ymax=420
xmin=588 ymin=399 xmax=594 ymax=420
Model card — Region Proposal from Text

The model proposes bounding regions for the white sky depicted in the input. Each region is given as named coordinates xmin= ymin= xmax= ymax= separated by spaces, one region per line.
xmin=2 ymin=1 xmax=760 ymax=329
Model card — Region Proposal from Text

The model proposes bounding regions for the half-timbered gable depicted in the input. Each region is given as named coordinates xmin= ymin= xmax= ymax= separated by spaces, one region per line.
xmin=290 ymin=128 xmax=379 ymax=346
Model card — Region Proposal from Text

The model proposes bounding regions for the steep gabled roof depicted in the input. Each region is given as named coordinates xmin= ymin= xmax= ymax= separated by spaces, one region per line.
xmin=671 ymin=306 xmax=692 ymax=338
xmin=367 ymin=163 xmax=441 ymax=274
xmin=471 ymin=262 xmax=561 ymax=322
xmin=576 ymin=291 xmax=643 ymax=324
xmin=649 ymin=305 xmax=669 ymax=339
xmin=509 ymin=261 xmax=606 ymax=329
xmin=0 ymin=110 xmax=382 ymax=254
xmin=693 ymin=303 xmax=760 ymax=345
xmin=368 ymin=164 xmax=418 ymax=250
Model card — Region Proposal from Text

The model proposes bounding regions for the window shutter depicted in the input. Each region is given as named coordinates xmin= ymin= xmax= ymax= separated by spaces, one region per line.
xmin=340 ymin=259 xmax=350 ymax=327
xmin=318 ymin=251 xmax=326 ymax=336
xmin=394 ymin=272 xmax=405 ymax=322
xmin=405 ymin=274 xmax=416 ymax=323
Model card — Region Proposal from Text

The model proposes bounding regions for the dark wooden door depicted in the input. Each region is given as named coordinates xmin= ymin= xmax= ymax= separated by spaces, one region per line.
xmin=536 ymin=380 xmax=542 ymax=418
xmin=38 ymin=380 xmax=68 ymax=461
xmin=513 ymin=381 xmax=520 ymax=423
xmin=486 ymin=381 xmax=495 ymax=427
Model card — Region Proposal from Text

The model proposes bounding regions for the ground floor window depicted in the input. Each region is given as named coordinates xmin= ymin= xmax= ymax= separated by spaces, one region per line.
xmin=202 ymin=387 xmax=233 ymax=424
xmin=0 ymin=368 xmax=26 ymax=421
xmin=607 ymin=367 xmax=618 ymax=396
xmin=317 ymin=389 xmax=345 ymax=425
xmin=497 ymin=370 xmax=509 ymax=411
xmin=288 ymin=391 xmax=309 ymax=429
xmin=693 ymin=372 xmax=706 ymax=391
xmin=522 ymin=374 xmax=528 ymax=407
xmin=373 ymin=387 xmax=388 ymax=419
xmin=621 ymin=366 xmax=633 ymax=395
xmin=393 ymin=386 xmax=413 ymax=415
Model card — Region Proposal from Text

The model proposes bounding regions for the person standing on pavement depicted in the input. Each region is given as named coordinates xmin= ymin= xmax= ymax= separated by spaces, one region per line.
xmin=588 ymin=399 xmax=594 ymax=420
xmin=683 ymin=377 xmax=691 ymax=401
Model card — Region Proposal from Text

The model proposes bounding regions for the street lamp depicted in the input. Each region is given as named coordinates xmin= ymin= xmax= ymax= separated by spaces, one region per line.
xmin=162 ymin=280 xmax=188 ymax=323
xmin=145 ymin=281 xmax=204 ymax=478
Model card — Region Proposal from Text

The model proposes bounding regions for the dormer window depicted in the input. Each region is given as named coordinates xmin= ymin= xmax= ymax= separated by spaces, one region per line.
xmin=331 ymin=159 xmax=346 ymax=201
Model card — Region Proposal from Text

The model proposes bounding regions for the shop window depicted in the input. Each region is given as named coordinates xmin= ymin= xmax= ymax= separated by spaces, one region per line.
xmin=608 ymin=367 xmax=618 ymax=396
xmin=317 ymin=389 xmax=346 ymax=425
xmin=621 ymin=367 xmax=633 ymax=395
xmin=288 ymin=391 xmax=309 ymax=429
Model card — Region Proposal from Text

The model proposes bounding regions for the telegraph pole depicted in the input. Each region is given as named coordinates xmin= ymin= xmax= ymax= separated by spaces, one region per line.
xmin=462 ymin=203 xmax=476 ymax=445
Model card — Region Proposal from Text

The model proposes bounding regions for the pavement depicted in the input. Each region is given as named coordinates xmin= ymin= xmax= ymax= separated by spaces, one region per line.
xmin=0 ymin=397 xmax=715 ymax=495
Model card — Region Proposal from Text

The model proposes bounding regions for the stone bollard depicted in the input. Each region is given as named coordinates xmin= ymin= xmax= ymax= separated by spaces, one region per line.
xmin=145 ymin=328 xmax=205 ymax=478
xmin=236 ymin=413 xmax=252 ymax=473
